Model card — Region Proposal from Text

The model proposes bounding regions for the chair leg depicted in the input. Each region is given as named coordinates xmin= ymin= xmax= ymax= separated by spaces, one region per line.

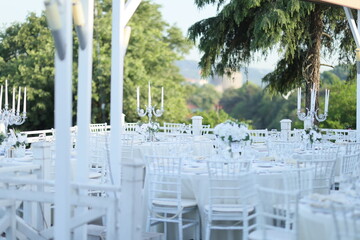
xmin=243 ymin=214 xmax=249 ymax=240
xmin=146 ymin=217 xmax=150 ymax=232
xmin=196 ymin=211 xmax=201 ymax=240
xmin=205 ymin=223 xmax=211 ymax=240
xmin=164 ymin=213 xmax=167 ymax=240
xmin=178 ymin=216 xmax=183 ymax=240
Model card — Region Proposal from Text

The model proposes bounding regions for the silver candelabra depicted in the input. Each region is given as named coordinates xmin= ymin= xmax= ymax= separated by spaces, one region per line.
xmin=0 ymin=80 xmax=27 ymax=133
xmin=297 ymin=85 xmax=329 ymax=128
xmin=136 ymin=82 xmax=164 ymax=122
xmin=137 ymin=105 xmax=164 ymax=123
xmin=0 ymin=108 xmax=26 ymax=133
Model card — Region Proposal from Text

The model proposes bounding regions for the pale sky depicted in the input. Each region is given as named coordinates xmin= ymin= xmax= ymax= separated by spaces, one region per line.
xmin=0 ymin=0 xmax=279 ymax=70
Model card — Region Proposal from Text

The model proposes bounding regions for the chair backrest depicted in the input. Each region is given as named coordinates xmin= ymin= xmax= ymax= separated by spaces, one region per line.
xmin=340 ymin=153 xmax=360 ymax=179
xmin=282 ymin=167 xmax=314 ymax=197
xmin=297 ymin=158 xmax=336 ymax=194
xmin=267 ymin=141 xmax=297 ymax=162
xmin=121 ymin=133 xmax=135 ymax=160
xmin=207 ymin=161 xmax=255 ymax=212
xmin=331 ymin=202 xmax=360 ymax=240
xmin=192 ymin=140 xmax=215 ymax=161
xmin=345 ymin=142 xmax=360 ymax=155
xmin=89 ymin=133 xmax=109 ymax=178
xmin=150 ymin=141 xmax=192 ymax=157
xmin=256 ymin=186 xmax=299 ymax=239
xmin=145 ymin=155 xmax=183 ymax=211
xmin=309 ymin=145 xmax=339 ymax=161
xmin=163 ymin=122 xmax=186 ymax=134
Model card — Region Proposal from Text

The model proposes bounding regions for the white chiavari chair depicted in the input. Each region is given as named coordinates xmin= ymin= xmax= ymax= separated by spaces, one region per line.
xmin=345 ymin=142 xmax=360 ymax=155
xmin=267 ymin=141 xmax=297 ymax=162
xmin=336 ymin=153 xmax=360 ymax=190
xmin=282 ymin=167 xmax=314 ymax=198
xmin=296 ymin=158 xmax=336 ymax=194
xmin=249 ymin=187 xmax=299 ymax=240
xmin=145 ymin=155 xmax=200 ymax=240
xmin=204 ymin=161 xmax=256 ymax=240
xmin=330 ymin=202 xmax=360 ymax=240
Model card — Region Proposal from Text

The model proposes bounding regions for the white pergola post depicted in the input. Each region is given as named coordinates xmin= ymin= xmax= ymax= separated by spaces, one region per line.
xmin=110 ymin=0 xmax=142 ymax=238
xmin=344 ymin=7 xmax=360 ymax=140
xmin=109 ymin=0 xmax=141 ymax=184
xmin=358 ymin=10 xmax=360 ymax=141
xmin=74 ymin=0 xmax=94 ymax=239
xmin=110 ymin=0 xmax=124 ymax=187
xmin=53 ymin=0 xmax=73 ymax=239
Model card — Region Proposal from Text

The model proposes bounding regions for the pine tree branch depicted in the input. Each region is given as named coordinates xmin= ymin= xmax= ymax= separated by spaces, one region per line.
xmin=320 ymin=63 xmax=334 ymax=68
xmin=322 ymin=32 xmax=332 ymax=39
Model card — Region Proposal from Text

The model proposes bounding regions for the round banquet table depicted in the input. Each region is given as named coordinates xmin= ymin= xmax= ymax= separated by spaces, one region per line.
xmin=143 ymin=155 xmax=291 ymax=240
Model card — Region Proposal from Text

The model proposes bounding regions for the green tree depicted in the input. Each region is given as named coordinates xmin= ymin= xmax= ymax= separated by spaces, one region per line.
xmin=321 ymin=80 xmax=356 ymax=129
xmin=0 ymin=0 xmax=192 ymax=130
xmin=220 ymin=83 xmax=299 ymax=129
xmin=189 ymin=0 xmax=355 ymax=110
xmin=185 ymin=83 xmax=220 ymax=111
xmin=0 ymin=14 xmax=55 ymax=130
xmin=192 ymin=109 xmax=233 ymax=128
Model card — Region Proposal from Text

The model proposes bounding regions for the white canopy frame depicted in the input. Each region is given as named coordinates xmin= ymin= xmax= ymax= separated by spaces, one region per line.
xmin=48 ymin=0 xmax=142 ymax=239
xmin=343 ymin=8 xmax=360 ymax=139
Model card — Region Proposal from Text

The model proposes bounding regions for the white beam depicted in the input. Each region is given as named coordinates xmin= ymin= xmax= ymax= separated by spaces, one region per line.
xmin=75 ymin=0 xmax=94 ymax=178
xmin=357 ymin=10 xmax=360 ymax=140
xmin=110 ymin=0 xmax=124 ymax=186
xmin=124 ymin=0 xmax=142 ymax=26
xmin=344 ymin=7 xmax=360 ymax=47
xmin=74 ymin=0 xmax=94 ymax=239
xmin=54 ymin=0 xmax=73 ymax=239
xmin=306 ymin=0 xmax=360 ymax=10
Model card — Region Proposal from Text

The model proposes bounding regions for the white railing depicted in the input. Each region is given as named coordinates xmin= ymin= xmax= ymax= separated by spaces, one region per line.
xmin=320 ymin=128 xmax=357 ymax=142
xmin=0 ymin=141 xmax=145 ymax=240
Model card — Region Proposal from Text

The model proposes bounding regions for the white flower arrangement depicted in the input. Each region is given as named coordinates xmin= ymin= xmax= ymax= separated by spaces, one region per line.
xmin=137 ymin=122 xmax=160 ymax=134
xmin=136 ymin=121 xmax=160 ymax=141
xmin=214 ymin=120 xmax=250 ymax=144
xmin=302 ymin=126 xmax=322 ymax=144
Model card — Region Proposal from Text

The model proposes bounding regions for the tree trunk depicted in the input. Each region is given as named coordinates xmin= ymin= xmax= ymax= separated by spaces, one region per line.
xmin=305 ymin=5 xmax=324 ymax=126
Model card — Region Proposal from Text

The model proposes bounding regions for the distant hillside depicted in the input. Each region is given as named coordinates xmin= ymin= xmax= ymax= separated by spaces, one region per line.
xmin=175 ymin=60 xmax=271 ymax=87
xmin=175 ymin=60 xmax=202 ymax=80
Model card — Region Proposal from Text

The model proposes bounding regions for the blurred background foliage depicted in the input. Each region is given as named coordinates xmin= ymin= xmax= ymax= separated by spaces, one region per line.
xmin=0 ymin=0 xmax=356 ymax=131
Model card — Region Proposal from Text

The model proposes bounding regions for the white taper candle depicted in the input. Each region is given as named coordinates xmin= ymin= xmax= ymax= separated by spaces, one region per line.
xmin=136 ymin=86 xmax=140 ymax=109
xmin=297 ymin=88 xmax=301 ymax=111
xmin=17 ymin=87 xmax=21 ymax=114
xmin=5 ymin=80 xmax=8 ymax=108
xmin=12 ymin=87 xmax=15 ymax=112
xmin=161 ymin=87 xmax=164 ymax=110
xmin=325 ymin=89 xmax=329 ymax=113
xmin=23 ymin=87 xmax=26 ymax=113
xmin=148 ymin=82 xmax=151 ymax=107
xmin=0 ymin=85 xmax=3 ymax=110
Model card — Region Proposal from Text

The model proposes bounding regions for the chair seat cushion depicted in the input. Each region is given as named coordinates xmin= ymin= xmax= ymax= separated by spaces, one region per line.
xmin=249 ymin=229 xmax=295 ymax=240
xmin=89 ymin=171 xmax=102 ymax=179
xmin=204 ymin=204 xmax=254 ymax=213
xmin=153 ymin=198 xmax=197 ymax=208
